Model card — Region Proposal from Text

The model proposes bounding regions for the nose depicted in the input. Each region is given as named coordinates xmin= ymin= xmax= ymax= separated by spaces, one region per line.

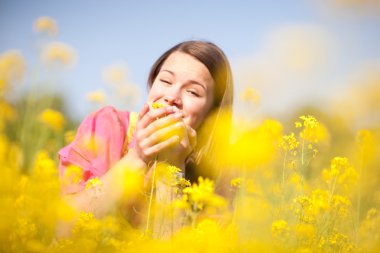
xmin=164 ymin=95 xmax=182 ymax=108
xmin=164 ymin=88 xmax=182 ymax=108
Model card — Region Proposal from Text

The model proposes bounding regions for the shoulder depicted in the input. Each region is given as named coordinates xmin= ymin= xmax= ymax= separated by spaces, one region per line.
xmin=85 ymin=106 xmax=130 ymax=125
xmin=76 ymin=106 xmax=131 ymax=134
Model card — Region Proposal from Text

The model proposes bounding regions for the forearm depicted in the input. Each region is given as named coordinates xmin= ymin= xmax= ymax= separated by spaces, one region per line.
xmin=56 ymin=150 xmax=146 ymax=237
xmin=69 ymin=150 xmax=145 ymax=215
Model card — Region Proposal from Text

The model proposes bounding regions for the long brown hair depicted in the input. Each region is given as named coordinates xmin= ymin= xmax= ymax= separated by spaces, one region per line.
xmin=147 ymin=40 xmax=234 ymax=182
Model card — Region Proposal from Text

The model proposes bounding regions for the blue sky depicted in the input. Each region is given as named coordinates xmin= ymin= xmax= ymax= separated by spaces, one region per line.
xmin=1 ymin=0 xmax=379 ymax=121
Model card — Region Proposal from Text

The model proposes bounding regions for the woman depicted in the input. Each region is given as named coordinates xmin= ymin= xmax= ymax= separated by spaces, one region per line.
xmin=57 ymin=40 xmax=233 ymax=235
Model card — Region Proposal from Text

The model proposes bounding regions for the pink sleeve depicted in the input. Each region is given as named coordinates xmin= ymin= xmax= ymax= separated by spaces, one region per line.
xmin=58 ymin=106 xmax=130 ymax=194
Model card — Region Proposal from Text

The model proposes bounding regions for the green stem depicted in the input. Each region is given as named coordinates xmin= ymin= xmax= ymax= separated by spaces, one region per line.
xmin=145 ymin=159 xmax=157 ymax=235
xmin=355 ymin=148 xmax=364 ymax=245
xmin=301 ymin=138 xmax=305 ymax=167
xmin=282 ymin=151 xmax=288 ymax=189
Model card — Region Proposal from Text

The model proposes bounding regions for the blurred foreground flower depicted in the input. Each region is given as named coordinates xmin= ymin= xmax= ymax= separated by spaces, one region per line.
xmin=230 ymin=119 xmax=283 ymax=170
xmin=33 ymin=16 xmax=58 ymax=36
xmin=39 ymin=108 xmax=65 ymax=132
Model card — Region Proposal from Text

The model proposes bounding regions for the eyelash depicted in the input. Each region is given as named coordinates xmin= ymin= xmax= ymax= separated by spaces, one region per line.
xmin=160 ymin=79 xmax=171 ymax=85
xmin=187 ymin=90 xmax=200 ymax=97
xmin=159 ymin=79 xmax=200 ymax=97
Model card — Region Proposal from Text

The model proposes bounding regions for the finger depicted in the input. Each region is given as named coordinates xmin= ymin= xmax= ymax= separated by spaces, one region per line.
xmin=143 ymin=112 xmax=184 ymax=137
xmin=143 ymin=135 xmax=180 ymax=157
xmin=187 ymin=126 xmax=197 ymax=149
xmin=141 ymin=121 xmax=185 ymax=147
xmin=138 ymin=106 xmax=176 ymax=129
xmin=138 ymin=103 xmax=150 ymax=121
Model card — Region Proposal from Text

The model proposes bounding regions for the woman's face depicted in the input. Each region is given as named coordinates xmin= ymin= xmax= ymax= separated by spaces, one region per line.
xmin=147 ymin=52 xmax=215 ymax=129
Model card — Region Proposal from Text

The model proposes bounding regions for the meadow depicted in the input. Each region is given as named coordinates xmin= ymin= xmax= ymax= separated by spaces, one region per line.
xmin=0 ymin=17 xmax=379 ymax=252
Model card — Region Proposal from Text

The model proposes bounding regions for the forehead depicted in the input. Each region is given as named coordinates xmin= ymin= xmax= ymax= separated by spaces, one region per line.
xmin=160 ymin=52 xmax=214 ymax=83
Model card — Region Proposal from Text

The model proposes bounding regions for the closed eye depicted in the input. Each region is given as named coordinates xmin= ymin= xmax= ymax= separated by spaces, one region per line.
xmin=187 ymin=90 xmax=200 ymax=97
xmin=160 ymin=79 xmax=171 ymax=84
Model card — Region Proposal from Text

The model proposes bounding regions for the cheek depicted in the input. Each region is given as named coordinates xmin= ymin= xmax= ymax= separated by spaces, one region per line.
xmin=147 ymin=85 xmax=160 ymax=102
xmin=184 ymin=101 xmax=209 ymax=129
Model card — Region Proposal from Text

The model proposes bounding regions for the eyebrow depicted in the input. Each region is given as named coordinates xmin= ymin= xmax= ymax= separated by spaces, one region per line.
xmin=160 ymin=69 xmax=207 ymax=91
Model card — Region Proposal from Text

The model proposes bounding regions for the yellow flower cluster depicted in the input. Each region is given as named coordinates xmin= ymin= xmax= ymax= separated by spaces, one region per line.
xmin=152 ymin=102 xmax=165 ymax=109
xmin=1 ymin=16 xmax=380 ymax=253
xmin=156 ymin=162 xmax=183 ymax=187
xmin=39 ymin=108 xmax=65 ymax=132
xmin=322 ymin=157 xmax=358 ymax=192
xmin=279 ymin=132 xmax=299 ymax=152
xmin=86 ymin=89 xmax=107 ymax=104
xmin=85 ymin=177 xmax=103 ymax=190
xmin=239 ymin=86 xmax=261 ymax=104
xmin=271 ymin=219 xmax=289 ymax=239
xmin=180 ymin=177 xmax=226 ymax=213
xmin=41 ymin=42 xmax=77 ymax=67
xmin=0 ymin=50 xmax=26 ymax=95
xmin=296 ymin=115 xmax=328 ymax=143
xmin=33 ymin=16 xmax=58 ymax=36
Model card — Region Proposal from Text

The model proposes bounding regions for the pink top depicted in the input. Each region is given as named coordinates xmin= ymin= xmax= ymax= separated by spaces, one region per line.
xmin=58 ymin=106 xmax=137 ymax=194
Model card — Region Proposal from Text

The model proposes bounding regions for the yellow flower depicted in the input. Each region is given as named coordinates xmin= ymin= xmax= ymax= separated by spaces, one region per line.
xmin=279 ymin=132 xmax=299 ymax=151
xmin=326 ymin=231 xmax=353 ymax=252
xmin=156 ymin=162 xmax=183 ymax=186
xmin=152 ymin=102 xmax=165 ymax=109
xmin=311 ymin=189 xmax=330 ymax=215
xmin=290 ymin=173 xmax=301 ymax=185
xmin=298 ymin=115 xmax=328 ymax=143
xmin=102 ymin=64 xmax=128 ymax=86
xmin=323 ymin=157 xmax=357 ymax=192
xmin=41 ymin=42 xmax=77 ymax=67
xmin=330 ymin=195 xmax=351 ymax=217
xmin=33 ymin=16 xmax=58 ymax=36
xmin=230 ymin=119 xmax=283 ymax=169
xmin=181 ymin=177 xmax=226 ymax=213
xmin=32 ymin=150 xmax=57 ymax=179
xmin=85 ymin=177 xmax=103 ymax=190
xmin=39 ymin=108 xmax=65 ymax=132
xmin=239 ymin=86 xmax=261 ymax=104
xmin=178 ymin=177 xmax=191 ymax=189
xmin=0 ymin=50 xmax=26 ymax=94
xmin=271 ymin=219 xmax=289 ymax=239
xmin=72 ymin=212 xmax=100 ymax=236
xmin=61 ymin=164 xmax=83 ymax=187
xmin=86 ymin=89 xmax=107 ymax=104
xmin=0 ymin=100 xmax=16 ymax=130
xmin=64 ymin=130 xmax=76 ymax=144
xmin=295 ymin=223 xmax=316 ymax=241
xmin=230 ymin=177 xmax=242 ymax=189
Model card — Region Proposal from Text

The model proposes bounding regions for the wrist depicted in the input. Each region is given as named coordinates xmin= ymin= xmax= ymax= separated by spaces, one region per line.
xmin=122 ymin=149 xmax=148 ymax=172
xmin=157 ymin=155 xmax=185 ymax=171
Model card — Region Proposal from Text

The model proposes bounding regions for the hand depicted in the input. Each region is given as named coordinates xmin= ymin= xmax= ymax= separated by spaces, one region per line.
xmin=132 ymin=103 xmax=187 ymax=167
xmin=157 ymin=122 xmax=197 ymax=169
